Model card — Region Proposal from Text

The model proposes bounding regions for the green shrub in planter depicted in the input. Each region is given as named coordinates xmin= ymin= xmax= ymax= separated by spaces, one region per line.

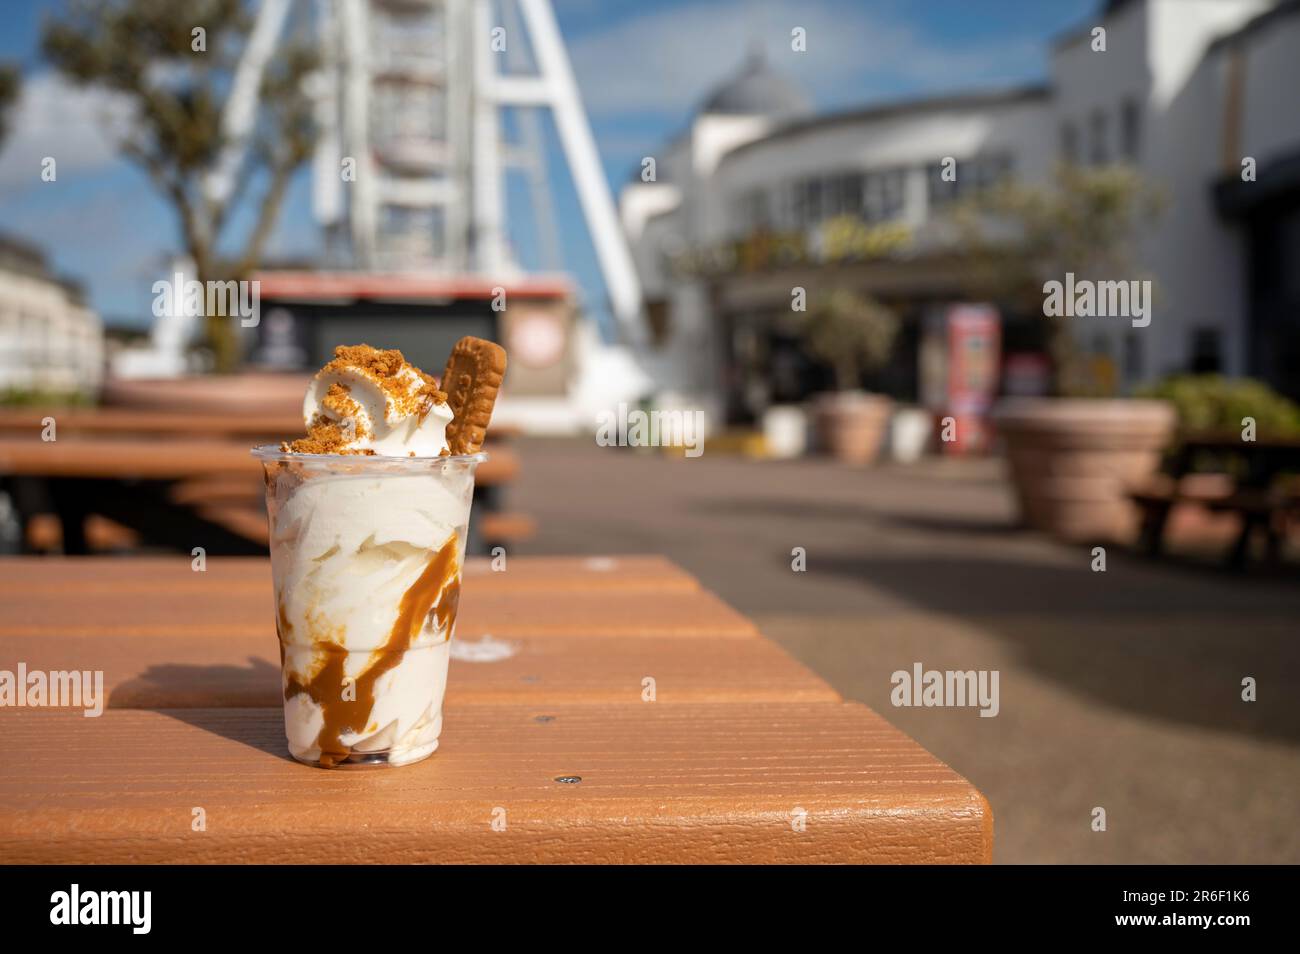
xmin=1137 ymin=375 xmax=1300 ymax=438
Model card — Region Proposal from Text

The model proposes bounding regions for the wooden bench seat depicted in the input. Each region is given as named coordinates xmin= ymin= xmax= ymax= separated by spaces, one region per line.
xmin=1203 ymin=487 xmax=1300 ymax=566
xmin=479 ymin=511 xmax=538 ymax=543
xmin=0 ymin=407 xmax=523 ymax=441
xmin=188 ymin=500 xmax=537 ymax=549
xmin=1129 ymin=472 xmax=1235 ymax=506
xmin=0 ymin=437 xmax=519 ymax=483
xmin=3 ymin=438 xmax=525 ymax=556
xmin=1129 ymin=472 xmax=1290 ymax=564
xmin=1129 ymin=434 xmax=1300 ymax=566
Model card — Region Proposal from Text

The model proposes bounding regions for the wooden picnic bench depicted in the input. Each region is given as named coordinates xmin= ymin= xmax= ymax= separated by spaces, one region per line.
xmin=0 ymin=406 xmax=523 ymax=441
xmin=1129 ymin=434 xmax=1300 ymax=566
xmin=0 ymin=555 xmax=992 ymax=864
xmin=0 ymin=407 xmax=304 ymax=439
xmin=0 ymin=432 xmax=531 ymax=555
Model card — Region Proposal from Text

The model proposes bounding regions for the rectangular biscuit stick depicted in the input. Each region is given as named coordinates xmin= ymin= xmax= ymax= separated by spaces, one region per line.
xmin=441 ymin=336 xmax=508 ymax=455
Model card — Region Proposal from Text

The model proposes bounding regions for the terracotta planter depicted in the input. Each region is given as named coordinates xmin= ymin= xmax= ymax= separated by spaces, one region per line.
xmin=993 ymin=398 xmax=1176 ymax=543
xmin=812 ymin=392 xmax=892 ymax=465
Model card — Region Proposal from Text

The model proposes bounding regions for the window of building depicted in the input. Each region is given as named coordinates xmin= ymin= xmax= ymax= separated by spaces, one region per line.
xmin=1191 ymin=327 xmax=1222 ymax=374
xmin=767 ymin=185 xmax=793 ymax=230
xmin=732 ymin=189 xmax=770 ymax=232
xmin=819 ymin=175 xmax=848 ymax=219
xmin=1089 ymin=109 xmax=1109 ymax=165
xmin=786 ymin=169 xmax=906 ymax=228
xmin=836 ymin=173 xmax=863 ymax=218
xmin=1061 ymin=121 xmax=1079 ymax=164
xmin=1123 ymin=331 xmax=1143 ymax=381
xmin=1120 ymin=97 xmax=1141 ymax=161
xmin=973 ymin=154 xmax=1013 ymax=190
xmin=790 ymin=178 xmax=825 ymax=228
xmin=926 ymin=154 xmax=1013 ymax=207
xmin=645 ymin=298 xmax=671 ymax=346
xmin=926 ymin=160 xmax=959 ymax=206
xmin=862 ymin=169 xmax=905 ymax=222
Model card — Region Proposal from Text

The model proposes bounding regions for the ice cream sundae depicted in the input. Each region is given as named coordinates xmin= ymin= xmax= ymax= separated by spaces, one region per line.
xmin=253 ymin=337 xmax=507 ymax=767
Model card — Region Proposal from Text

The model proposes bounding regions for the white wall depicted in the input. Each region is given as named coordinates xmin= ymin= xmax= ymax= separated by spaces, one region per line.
xmin=1049 ymin=0 xmax=1273 ymax=384
xmin=1238 ymin=10 xmax=1300 ymax=166
xmin=712 ymin=97 xmax=1055 ymax=242
xmin=1051 ymin=0 xmax=1149 ymax=164
xmin=719 ymin=102 xmax=1052 ymax=191
xmin=685 ymin=113 xmax=775 ymax=245
xmin=1148 ymin=0 xmax=1272 ymax=108
xmin=1141 ymin=42 xmax=1243 ymax=377
xmin=620 ymin=182 xmax=682 ymax=299
xmin=0 ymin=269 xmax=103 ymax=396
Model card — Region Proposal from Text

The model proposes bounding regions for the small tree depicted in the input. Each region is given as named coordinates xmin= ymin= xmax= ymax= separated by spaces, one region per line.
xmin=956 ymin=163 xmax=1165 ymax=395
xmin=800 ymin=289 xmax=900 ymax=392
xmin=43 ymin=0 xmax=319 ymax=371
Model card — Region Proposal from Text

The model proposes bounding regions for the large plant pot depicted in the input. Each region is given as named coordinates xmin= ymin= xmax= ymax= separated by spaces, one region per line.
xmin=993 ymin=398 xmax=1176 ymax=543
xmin=812 ymin=392 xmax=892 ymax=465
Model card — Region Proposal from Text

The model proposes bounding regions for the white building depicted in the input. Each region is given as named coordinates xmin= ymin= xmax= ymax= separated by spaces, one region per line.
xmin=621 ymin=0 xmax=1300 ymax=420
xmin=0 ymin=235 xmax=103 ymax=398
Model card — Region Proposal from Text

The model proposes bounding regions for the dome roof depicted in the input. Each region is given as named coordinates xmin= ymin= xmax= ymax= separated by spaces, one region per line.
xmin=700 ymin=48 xmax=811 ymax=119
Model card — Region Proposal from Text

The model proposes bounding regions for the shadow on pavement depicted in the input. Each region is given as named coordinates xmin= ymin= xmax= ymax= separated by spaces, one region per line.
xmin=688 ymin=496 xmax=887 ymax=523
xmin=810 ymin=551 xmax=1300 ymax=746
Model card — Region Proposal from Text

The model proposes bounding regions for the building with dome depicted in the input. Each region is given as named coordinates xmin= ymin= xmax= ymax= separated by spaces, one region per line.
xmin=700 ymin=46 xmax=811 ymax=120
xmin=620 ymin=0 xmax=1300 ymax=425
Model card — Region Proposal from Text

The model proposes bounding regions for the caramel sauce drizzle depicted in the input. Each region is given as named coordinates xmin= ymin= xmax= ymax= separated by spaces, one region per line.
xmin=282 ymin=535 xmax=461 ymax=767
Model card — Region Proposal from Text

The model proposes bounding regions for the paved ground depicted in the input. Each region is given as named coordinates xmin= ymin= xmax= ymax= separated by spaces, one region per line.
xmin=508 ymin=437 xmax=1300 ymax=864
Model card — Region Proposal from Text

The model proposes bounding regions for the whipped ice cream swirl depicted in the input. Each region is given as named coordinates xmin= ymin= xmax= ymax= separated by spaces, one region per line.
xmin=291 ymin=345 xmax=453 ymax=457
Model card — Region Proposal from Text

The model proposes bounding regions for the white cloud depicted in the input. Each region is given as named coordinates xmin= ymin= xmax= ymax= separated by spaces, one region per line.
xmin=567 ymin=0 xmax=1045 ymax=119
xmin=0 ymin=70 xmax=131 ymax=191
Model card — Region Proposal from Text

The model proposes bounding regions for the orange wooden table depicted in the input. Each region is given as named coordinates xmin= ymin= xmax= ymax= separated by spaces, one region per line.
xmin=0 ymin=555 xmax=992 ymax=863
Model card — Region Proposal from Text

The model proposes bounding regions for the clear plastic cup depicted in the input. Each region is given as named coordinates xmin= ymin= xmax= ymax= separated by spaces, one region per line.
xmin=250 ymin=445 xmax=486 ymax=768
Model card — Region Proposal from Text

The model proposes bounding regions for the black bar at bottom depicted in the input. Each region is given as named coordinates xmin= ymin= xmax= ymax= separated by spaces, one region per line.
xmin=0 ymin=864 xmax=1280 ymax=939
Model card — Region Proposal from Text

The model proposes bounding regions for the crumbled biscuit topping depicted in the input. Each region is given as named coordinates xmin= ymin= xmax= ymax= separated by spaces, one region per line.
xmin=324 ymin=344 xmax=447 ymax=419
xmin=284 ymin=344 xmax=447 ymax=454
xmin=284 ymin=416 xmax=376 ymax=455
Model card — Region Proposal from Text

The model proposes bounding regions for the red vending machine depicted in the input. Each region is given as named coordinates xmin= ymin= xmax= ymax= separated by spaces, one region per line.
xmin=921 ymin=304 xmax=1001 ymax=455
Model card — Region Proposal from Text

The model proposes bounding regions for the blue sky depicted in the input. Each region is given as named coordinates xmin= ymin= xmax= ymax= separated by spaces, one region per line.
xmin=0 ymin=0 xmax=1098 ymax=332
